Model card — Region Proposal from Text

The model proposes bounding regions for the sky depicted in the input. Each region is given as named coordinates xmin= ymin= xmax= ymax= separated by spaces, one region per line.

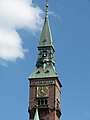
xmin=0 ymin=0 xmax=90 ymax=120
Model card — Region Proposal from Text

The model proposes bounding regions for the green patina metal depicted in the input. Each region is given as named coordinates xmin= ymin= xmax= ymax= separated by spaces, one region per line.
xmin=29 ymin=64 xmax=58 ymax=79
xmin=28 ymin=14 xmax=59 ymax=79
xmin=34 ymin=108 xmax=39 ymax=120
xmin=38 ymin=17 xmax=54 ymax=49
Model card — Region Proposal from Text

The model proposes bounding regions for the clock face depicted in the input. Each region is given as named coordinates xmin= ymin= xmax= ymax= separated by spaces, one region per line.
xmin=37 ymin=86 xmax=49 ymax=97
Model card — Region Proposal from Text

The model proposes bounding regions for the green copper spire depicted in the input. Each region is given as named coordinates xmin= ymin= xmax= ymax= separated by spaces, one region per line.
xmin=34 ymin=108 xmax=39 ymax=120
xmin=36 ymin=0 xmax=55 ymax=69
xmin=38 ymin=0 xmax=54 ymax=49
xmin=38 ymin=17 xmax=54 ymax=49
xmin=28 ymin=0 xmax=58 ymax=79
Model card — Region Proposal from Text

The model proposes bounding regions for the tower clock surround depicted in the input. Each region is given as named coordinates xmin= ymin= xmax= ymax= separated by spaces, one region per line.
xmin=37 ymin=86 xmax=49 ymax=97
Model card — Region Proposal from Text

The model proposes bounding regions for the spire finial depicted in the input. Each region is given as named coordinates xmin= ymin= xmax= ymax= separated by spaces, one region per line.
xmin=45 ymin=0 xmax=48 ymax=18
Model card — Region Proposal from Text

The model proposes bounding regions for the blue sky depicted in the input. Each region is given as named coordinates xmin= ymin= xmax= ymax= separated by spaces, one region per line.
xmin=0 ymin=0 xmax=90 ymax=120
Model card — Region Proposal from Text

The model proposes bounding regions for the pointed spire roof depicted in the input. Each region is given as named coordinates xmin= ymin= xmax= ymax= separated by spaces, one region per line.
xmin=34 ymin=108 xmax=39 ymax=120
xmin=38 ymin=3 xmax=54 ymax=50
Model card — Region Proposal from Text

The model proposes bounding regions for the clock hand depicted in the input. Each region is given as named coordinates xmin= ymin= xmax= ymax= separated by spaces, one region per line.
xmin=41 ymin=89 xmax=46 ymax=94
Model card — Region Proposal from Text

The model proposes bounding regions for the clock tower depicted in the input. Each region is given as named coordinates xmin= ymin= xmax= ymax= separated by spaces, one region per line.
xmin=28 ymin=1 xmax=62 ymax=120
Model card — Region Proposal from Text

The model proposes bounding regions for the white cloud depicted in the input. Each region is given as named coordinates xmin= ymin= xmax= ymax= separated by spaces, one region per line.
xmin=0 ymin=29 xmax=25 ymax=61
xmin=0 ymin=0 xmax=43 ymax=64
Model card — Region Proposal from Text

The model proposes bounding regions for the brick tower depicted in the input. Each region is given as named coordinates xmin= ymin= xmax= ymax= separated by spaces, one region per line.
xmin=28 ymin=1 xmax=62 ymax=120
